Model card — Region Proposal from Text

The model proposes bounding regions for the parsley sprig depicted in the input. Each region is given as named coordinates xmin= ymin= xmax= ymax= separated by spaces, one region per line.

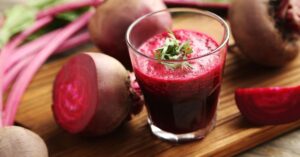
xmin=154 ymin=31 xmax=193 ymax=70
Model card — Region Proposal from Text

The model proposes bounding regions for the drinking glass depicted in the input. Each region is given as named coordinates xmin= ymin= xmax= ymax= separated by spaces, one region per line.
xmin=126 ymin=8 xmax=229 ymax=142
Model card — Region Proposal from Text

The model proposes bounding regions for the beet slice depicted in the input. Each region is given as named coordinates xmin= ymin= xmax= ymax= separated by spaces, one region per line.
xmin=235 ymin=86 xmax=300 ymax=125
xmin=53 ymin=54 xmax=98 ymax=133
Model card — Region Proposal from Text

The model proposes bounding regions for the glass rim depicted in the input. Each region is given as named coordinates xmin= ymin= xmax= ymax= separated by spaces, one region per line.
xmin=125 ymin=8 xmax=230 ymax=62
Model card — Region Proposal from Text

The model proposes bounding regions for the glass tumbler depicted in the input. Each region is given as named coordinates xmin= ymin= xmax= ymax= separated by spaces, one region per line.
xmin=126 ymin=8 xmax=229 ymax=142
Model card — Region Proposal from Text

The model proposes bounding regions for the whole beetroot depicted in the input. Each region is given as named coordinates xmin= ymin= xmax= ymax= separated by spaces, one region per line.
xmin=0 ymin=126 xmax=48 ymax=157
xmin=229 ymin=0 xmax=300 ymax=67
xmin=88 ymin=0 xmax=170 ymax=69
xmin=52 ymin=53 xmax=143 ymax=136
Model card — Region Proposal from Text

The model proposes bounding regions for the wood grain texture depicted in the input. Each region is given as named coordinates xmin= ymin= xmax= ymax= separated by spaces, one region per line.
xmin=238 ymin=128 xmax=300 ymax=157
xmin=13 ymin=47 xmax=300 ymax=157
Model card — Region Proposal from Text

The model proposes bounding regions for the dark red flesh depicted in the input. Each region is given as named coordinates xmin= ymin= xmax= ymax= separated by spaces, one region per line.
xmin=52 ymin=54 xmax=98 ymax=133
xmin=278 ymin=0 xmax=300 ymax=32
xmin=235 ymin=86 xmax=300 ymax=125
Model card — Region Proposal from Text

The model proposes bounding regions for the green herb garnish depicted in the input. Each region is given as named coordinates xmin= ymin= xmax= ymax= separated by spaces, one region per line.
xmin=154 ymin=31 xmax=193 ymax=70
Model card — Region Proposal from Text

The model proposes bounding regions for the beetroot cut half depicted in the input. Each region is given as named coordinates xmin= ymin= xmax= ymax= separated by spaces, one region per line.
xmin=53 ymin=53 xmax=144 ymax=136
xmin=53 ymin=54 xmax=98 ymax=133
xmin=235 ymin=86 xmax=300 ymax=126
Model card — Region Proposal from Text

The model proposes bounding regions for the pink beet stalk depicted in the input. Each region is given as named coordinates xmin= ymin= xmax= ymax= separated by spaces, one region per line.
xmin=1 ymin=13 xmax=50 ymax=125
xmin=37 ymin=0 xmax=102 ymax=19
xmin=4 ymin=29 xmax=61 ymax=71
xmin=5 ymin=16 xmax=53 ymax=54
xmin=0 ymin=17 xmax=54 ymax=112
xmin=54 ymin=31 xmax=90 ymax=53
xmin=0 ymin=49 xmax=5 ymax=127
xmin=5 ymin=30 xmax=89 ymax=72
xmin=3 ymin=12 xmax=92 ymax=125
xmin=3 ymin=57 xmax=33 ymax=92
xmin=164 ymin=0 xmax=230 ymax=9
xmin=3 ymin=31 xmax=90 ymax=92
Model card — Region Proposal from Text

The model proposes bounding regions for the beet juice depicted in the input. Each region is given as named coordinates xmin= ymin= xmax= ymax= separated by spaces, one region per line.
xmin=126 ymin=8 xmax=229 ymax=142
xmin=134 ymin=29 xmax=224 ymax=134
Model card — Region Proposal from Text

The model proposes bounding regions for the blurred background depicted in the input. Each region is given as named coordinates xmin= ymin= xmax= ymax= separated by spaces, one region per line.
xmin=0 ymin=0 xmax=24 ymax=12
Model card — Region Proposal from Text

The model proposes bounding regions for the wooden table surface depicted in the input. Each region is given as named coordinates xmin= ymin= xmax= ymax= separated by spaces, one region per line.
xmin=1 ymin=1 xmax=300 ymax=157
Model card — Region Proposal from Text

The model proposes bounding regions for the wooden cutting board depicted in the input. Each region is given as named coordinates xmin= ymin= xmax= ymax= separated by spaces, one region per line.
xmin=13 ymin=43 xmax=300 ymax=157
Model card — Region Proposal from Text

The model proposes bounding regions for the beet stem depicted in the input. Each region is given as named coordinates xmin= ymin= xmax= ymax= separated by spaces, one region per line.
xmin=5 ymin=17 xmax=53 ymax=55
xmin=164 ymin=0 xmax=230 ymax=9
xmin=55 ymin=31 xmax=90 ymax=53
xmin=37 ymin=0 xmax=103 ymax=19
xmin=0 ymin=16 xmax=53 ymax=78
xmin=3 ymin=31 xmax=90 ymax=92
xmin=4 ymin=29 xmax=60 ymax=72
xmin=0 ymin=16 xmax=53 ymax=126
xmin=3 ymin=57 xmax=33 ymax=92
xmin=3 ymin=12 xmax=93 ymax=126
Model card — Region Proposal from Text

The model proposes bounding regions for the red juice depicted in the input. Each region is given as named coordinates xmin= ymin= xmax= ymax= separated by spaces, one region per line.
xmin=134 ymin=29 xmax=224 ymax=134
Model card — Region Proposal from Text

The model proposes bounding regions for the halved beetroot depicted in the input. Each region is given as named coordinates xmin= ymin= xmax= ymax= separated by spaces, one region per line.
xmin=53 ymin=53 xmax=143 ymax=136
xmin=235 ymin=86 xmax=300 ymax=125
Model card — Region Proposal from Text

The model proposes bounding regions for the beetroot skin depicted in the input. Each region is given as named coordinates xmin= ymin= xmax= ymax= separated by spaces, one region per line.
xmin=0 ymin=126 xmax=48 ymax=157
xmin=229 ymin=0 xmax=300 ymax=67
xmin=52 ymin=53 xmax=143 ymax=135
xmin=235 ymin=86 xmax=300 ymax=125
xmin=88 ymin=0 xmax=169 ymax=69
xmin=278 ymin=0 xmax=300 ymax=31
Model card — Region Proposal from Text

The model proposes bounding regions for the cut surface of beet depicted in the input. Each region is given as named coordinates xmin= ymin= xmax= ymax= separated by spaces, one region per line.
xmin=235 ymin=86 xmax=300 ymax=125
xmin=53 ymin=54 xmax=98 ymax=133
